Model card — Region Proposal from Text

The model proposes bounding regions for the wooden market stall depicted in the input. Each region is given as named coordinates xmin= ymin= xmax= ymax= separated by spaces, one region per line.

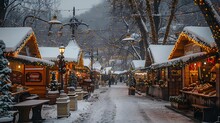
xmin=0 ymin=27 xmax=55 ymax=99
xmin=146 ymin=45 xmax=174 ymax=100
xmin=39 ymin=39 xmax=82 ymax=94
xmin=75 ymin=55 xmax=91 ymax=91
xmin=165 ymin=26 xmax=218 ymax=122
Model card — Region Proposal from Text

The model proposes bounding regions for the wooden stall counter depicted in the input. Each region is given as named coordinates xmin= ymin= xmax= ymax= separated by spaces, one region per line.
xmin=148 ymin=85 xmax=168 ymax=100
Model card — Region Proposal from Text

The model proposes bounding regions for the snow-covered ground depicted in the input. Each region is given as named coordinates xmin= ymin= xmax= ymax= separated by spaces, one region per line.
xmin=26 ymin=83 xmax=196 ymax=123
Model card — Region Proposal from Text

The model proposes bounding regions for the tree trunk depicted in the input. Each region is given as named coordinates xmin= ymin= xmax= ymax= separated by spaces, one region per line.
xmin=128 ymin=0 xmax=152 ymax=66
xmin=153 ymin=0 xmax=161 ymax=36
xmin=162 ymin=0 xmax=178 ymax=45
xmin=0 ymin=0 xmax=8 ymax=26
xmin=194 ymin=0 xmax=220 ymax=51
xmin=146 ymin=0 xmax=158 ymax=44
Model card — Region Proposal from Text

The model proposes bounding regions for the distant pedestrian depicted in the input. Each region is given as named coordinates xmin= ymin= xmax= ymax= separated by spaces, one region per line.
xmin=120 ymin=76 xmax=122 ymax=82
xmin=110 ymin=76 xmax=115 ymax=85
xmin=108 ymin=79 xmax=111 ymax=87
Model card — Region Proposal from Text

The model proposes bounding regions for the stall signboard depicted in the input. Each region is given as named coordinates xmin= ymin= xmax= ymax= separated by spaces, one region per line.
xmin=25 ymin=67 xmax=44 ymax=85
xmin=26 ymin=72 xmax=42 ymax=82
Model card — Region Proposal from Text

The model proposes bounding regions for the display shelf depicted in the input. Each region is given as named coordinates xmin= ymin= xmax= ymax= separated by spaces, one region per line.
xmin=180 ymin=90 xmax=216 ymax=98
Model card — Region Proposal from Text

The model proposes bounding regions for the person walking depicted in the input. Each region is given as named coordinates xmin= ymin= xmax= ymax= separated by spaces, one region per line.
xmin=108 ymin=76 xmax=112 ymax=87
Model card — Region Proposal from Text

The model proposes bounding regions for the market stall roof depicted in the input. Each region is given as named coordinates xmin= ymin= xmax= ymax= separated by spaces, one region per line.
xmin=64 ymin=39 xmax=81 ymax=62
xmin=39 ymin=39 xmax=81 ymax=62
xmin=169 ymin=26 xmax=217 ymax=59
xmin=0 ymin=27 xmax=41 ymax=58
xmin=151 ymin=52 xmax=210 ymax=69
xmin=93 ymin=61 xmax=102 ymax=71
xmin=7 ymin=55 xmax=54 ymax=67
xmin=148 ymin=45 xmax=174 ymax=63
xmin=113 ymin=70 xmax=128 ymax=75
xmin=131 ymin=60 xmax=145 ymax=70
xmin=101 ymin=67 xmax=112 ymax=74
xmin=83 ymin=58 xmax=91 ymax=69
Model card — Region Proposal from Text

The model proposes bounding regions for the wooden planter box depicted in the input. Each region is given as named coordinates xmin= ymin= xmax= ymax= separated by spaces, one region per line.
xmin=171 ymin=102 xmax=188 ymax=109
xmin=128 ymin=88 xmax=135 ymax=95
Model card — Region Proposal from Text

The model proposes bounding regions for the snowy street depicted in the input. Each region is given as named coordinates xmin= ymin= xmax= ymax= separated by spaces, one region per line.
xmin=79 ymin=83 xmax=195 ymax=123
xmin=16 ymin=82 xmax=197 ymax=123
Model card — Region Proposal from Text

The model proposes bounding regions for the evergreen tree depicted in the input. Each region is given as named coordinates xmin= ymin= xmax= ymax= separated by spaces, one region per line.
xmin=0 ymin=40 xmax=13 ymax=118
xmin=68 ymin=72 xmax=78 ymax=88
xmin=49 ymin=72 xmax=59 ymax=91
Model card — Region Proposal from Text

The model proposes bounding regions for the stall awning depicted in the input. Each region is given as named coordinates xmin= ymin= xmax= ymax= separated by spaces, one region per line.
xmin=151 ymin=52 xmax=216 ymax=69
xmin=7 ymin=55 xmax=55 ymax=67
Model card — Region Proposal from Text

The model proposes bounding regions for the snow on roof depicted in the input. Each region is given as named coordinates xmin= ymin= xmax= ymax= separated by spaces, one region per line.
xmin=101 ymin=67 xmax=112 ymax=74
xmin=149 ymin=45 xmax=174 ymax=63
xmin=131 ymin=60 xmax=145 ymax=70
xmin=93 ymin=61 xmax=102 ymax=71
xmin=39 ymin=39 xmax=81 ymax=62
xmin=122 ymin=37 xmax=135 ymax=41
xmin=7 ymin=54 xmax=54 ymax=66
xmin=183 ymin=26 xmax=216 ymax=48
xmin=113 ymin=70 xmax=127 ymax=75
xmin=17 ymin=55 xmax=54 ymax=66
xmin=39 ymin=47 xmax=59 ymax=61
xmin=83 ymin=58 xmax=91 ymax=68
xmin=0 ymin=27 xmax=33 ymax=52
xmin=64 ymin=39 xmax=81 ymax=62
xmin=151 ymin=52 xmax=207 ymax=69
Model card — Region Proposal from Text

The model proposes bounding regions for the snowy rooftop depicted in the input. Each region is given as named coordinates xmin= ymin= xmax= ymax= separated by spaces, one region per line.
xmin=64 ymin=39 xmax=81 ymax=62
xmin=151 ymin=52 xmax=207 ymax=69
xmin=0 ymin=27 xmax=33 ymax=52
xmin=101 ymin=67 xmax=112 ymax=74
xmin=113 ymin=70 xmax=127 ymax=75
xmin=183 ymin=26 xmax=216 ymax=48
xmin=39 ymin=39 xmax=81 ymax=62
xmin=93 ymin=61 xmax=102 ymax=71
xmin=39 ymin=47 xmax=59 ymax=61
xmin=149 ymin=45 xmax=174 ymax=63
xmin=83 ymin=58 xmax=91 ymax=68
xmin=131 ymin=60 xmax=145 ymax=70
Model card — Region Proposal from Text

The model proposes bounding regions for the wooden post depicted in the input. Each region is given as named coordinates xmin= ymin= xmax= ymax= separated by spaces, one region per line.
xmin=216 ymin=63 xmax=220 ymax=112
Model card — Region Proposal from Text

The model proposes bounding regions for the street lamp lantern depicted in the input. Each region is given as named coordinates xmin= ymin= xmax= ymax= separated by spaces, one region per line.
xmin=23 ymin=15 xmax=62 ymax=36
xmin=58 ymin=44 xmax=66 ymax=91
xmin=59 ymin=44 xmax=65 ymax=55
xmin=49 ymin=15 xmax=62 ymax=24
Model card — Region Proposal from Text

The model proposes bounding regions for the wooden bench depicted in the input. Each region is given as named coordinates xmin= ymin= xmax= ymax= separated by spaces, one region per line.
xmin=192 ymin=104 xmax=213 ymax=122
xmin=14 ymin=99 xmax=49 ymax=122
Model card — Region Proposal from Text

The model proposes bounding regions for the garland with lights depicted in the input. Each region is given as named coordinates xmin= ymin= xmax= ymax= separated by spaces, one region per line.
xmin=168 ymin=31 xmax=217 ymax=59
xmin=194 ymin=0 xmax=220 ymax=51
xmin=150 ymin=52 xmax=217 ymax=70
xmin=6 ymin=32 xmax=41 ymax=58
xmin=6 ymin=56 xmax=54 ymax=67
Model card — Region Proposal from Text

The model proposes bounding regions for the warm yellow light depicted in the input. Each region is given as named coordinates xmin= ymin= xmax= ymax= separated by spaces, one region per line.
xmin=59 ymin=44 xmax=65 ymax=54
xmin=18 ymin=65 xmax=21 ymax=68
xmin=204 ymin=62 xmax=206 ymax=65
xmin=8 ymin=62 xmax=10 ymax=66
xmin=194 ymin=63 xmax=196 ymax=66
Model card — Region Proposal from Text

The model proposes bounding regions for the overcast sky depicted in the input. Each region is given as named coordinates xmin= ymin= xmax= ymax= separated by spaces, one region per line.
xmin=59 ymin=0 xmax=103 ymax=18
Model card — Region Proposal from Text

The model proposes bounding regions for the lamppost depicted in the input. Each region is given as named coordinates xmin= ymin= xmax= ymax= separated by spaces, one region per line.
xmin=58 ymin=44 xmax=66 ymax=91
xmin=122 ymin=36 xmax=142 ymax=60
xmin=58 ymin=7 xmax=88 ymax=38
xmin=23 ymin=15 xmax=62 ymax=36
